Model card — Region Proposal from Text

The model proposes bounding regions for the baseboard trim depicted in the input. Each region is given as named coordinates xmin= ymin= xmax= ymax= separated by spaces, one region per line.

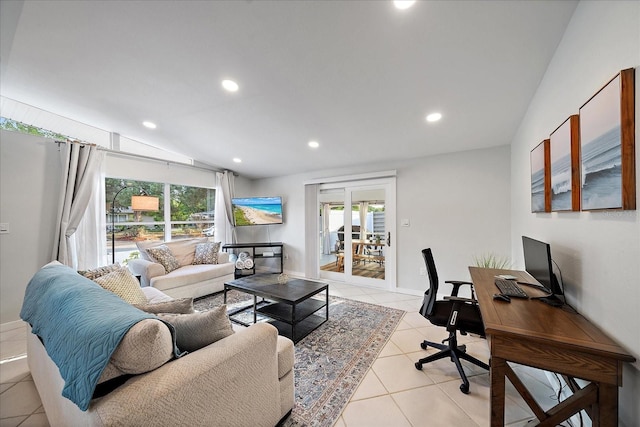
xmin=1 ymin=319 xmax=26 ymax=333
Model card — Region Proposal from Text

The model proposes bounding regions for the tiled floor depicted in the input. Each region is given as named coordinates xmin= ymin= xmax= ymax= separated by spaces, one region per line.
xmin=0 ymin=281 xmax=560 ymax=426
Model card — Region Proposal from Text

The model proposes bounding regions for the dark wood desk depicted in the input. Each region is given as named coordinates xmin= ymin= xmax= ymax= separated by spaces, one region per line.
xmin=469 ymin=267 xmax=635 ymax=427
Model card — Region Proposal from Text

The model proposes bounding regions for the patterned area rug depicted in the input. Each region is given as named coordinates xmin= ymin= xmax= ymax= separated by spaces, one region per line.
xmin=194 ymin=290 xmax=404 ymax=427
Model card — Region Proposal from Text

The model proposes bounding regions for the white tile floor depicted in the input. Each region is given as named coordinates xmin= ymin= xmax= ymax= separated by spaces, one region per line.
xmin=0 ymin=281 xmax=560 ymax=426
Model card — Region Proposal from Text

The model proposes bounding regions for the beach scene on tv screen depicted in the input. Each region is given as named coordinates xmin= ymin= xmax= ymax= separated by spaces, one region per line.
xmin=233 ymin=197 xmax=283 ymax=226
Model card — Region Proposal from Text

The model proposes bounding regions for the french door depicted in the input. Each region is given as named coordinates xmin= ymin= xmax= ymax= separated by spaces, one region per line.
xmin=317 ymin=178 xmax=396 ymax=289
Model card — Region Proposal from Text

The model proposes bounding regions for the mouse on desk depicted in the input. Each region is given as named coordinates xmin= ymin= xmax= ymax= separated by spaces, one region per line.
xmin=493 ymin=293 xmax=511 ymax=302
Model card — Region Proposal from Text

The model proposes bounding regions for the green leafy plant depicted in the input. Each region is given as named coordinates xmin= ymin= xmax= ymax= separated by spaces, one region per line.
xmin=473 ymin=253 xmax=511 ymax=269
xmin=122 ymin=251 xmax=140 ymax=266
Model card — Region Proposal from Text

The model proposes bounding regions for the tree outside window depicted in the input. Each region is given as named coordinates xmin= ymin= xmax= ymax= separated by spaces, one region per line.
xmin=106 ymin=178 xmax=215 ymax=264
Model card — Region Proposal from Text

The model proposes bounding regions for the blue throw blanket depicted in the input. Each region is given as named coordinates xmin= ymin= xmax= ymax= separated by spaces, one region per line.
xmin=20 ymin=264 xmax=172 ymax=411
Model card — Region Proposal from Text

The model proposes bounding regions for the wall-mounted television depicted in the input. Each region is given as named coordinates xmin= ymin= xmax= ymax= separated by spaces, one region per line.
xmin=232 ymin=196 xmax=283 ymax=226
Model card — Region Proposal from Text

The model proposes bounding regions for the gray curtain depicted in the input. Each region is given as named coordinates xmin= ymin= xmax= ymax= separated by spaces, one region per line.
xmin=359 ymin=201 xmax=368 ymax=241
xmin=52 ymin=142 xmax=105 ymax=267
xmin=214 ymin=170 xmax=235 ymax=243
xmin=322 ymin=203 xmax=331 ymax=255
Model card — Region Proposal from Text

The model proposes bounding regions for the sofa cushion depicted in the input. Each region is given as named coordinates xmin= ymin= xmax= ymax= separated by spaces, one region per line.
xmin=146 ymin=245 xmax=180 ymax=274
xmin=193 ymin=242 xmax=221 ymax=265
xmin=98 ymin=318 xmax=174 ymax=383
xmin=165 ymin=238 xmax=208 ymax=266
xmin=156 ymin=306 xmax=234 ymax=352
xmin=137 ymin=238 xmax=208 ymax=266
xmin=150 ymin=263 xmax=235 ymax=291
xmin=78 ymin=263 xmax=121 ymax=280
xmin=134 ymin=298 xmax=195 ymax=314
xmin=141 ymin=286 xmax=174 ymax=303
xmin=93 ymin=268 xmax=148 ymax=305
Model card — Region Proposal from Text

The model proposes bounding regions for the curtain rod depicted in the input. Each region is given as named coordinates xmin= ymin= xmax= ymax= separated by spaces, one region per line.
xmin=55 ymin=140 xmax=234 ymax=175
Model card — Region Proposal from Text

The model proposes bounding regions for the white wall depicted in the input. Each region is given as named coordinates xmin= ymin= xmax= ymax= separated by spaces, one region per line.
xmin=239 ymin=144 xmax=511 ymax=294
xmin=510 ymin=1 xmax=640 ymax=424
xmin=0 ymin=130 xmax=61 ymax=324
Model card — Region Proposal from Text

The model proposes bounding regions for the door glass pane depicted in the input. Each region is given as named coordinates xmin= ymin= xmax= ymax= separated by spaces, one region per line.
xmin=319 ymin=189 xmax=345 ymax=275
xmin=351 ymin=189 xmax=385 ymax=280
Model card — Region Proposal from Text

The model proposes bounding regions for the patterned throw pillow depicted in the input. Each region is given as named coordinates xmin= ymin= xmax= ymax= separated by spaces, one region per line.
xmin=78 ymin=263 xmax=122 ymax=280
xmin=93 ymin=268 xmax=148 ymax=305
xmin=193 ymin=242 xmax=221 ymax=265
xmin=156 ymin=306 xmax=234 ymax=352
xmin=146 ymin=245 xmax=180 ymax=273
xmin=134 ymin=298 xmax=195 ymax=314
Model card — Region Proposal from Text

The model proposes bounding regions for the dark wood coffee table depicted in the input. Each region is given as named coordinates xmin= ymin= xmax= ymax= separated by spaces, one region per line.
xmin=224 ymin=274 xmax=329 ymax=343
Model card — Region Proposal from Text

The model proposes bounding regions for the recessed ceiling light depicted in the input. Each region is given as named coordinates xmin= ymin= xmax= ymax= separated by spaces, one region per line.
xmin=426 ymin=113 xmax=442 ymax=123
xmin=308 ymin=141 xmax=319 ymax=148
xmin=142 ymin=121 xmax=157 ymax=129
xmin=233 ymin=157 xmax=242 ymax=163
xmin=394 ymin=1 xmax=416 ymax=10
xmin=222 ymin=80 xmax=239 ymax=92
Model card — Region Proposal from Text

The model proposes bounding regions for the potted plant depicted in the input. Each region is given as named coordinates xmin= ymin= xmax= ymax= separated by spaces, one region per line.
xmin=473 ymin=253 xmax=511 ymax=269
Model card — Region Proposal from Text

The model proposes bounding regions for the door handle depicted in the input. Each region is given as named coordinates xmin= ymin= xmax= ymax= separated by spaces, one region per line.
xmin=387 ymin=232 xmax=391 ymax=247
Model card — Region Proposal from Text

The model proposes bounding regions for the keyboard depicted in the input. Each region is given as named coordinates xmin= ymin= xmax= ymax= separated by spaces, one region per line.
xmin=494 ymin=279 xmax=528 ymax=298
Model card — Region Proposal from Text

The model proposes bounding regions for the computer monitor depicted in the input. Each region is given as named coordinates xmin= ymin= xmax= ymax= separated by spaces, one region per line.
xmin=522 ymin=236 xmax=563 ymax=306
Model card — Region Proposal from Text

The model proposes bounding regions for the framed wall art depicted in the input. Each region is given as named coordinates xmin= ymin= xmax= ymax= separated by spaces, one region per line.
xmin=531 ymin=139 xmax=550 ymax=213
xmin=579 ymin=68 xmax=635 ymax=210
xmin=549 ymin=115 xmax=580 ymax=211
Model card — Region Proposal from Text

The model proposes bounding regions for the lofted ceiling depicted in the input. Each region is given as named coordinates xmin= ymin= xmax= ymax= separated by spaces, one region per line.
xmin=0 ymin=0 xmax=578 ymax=179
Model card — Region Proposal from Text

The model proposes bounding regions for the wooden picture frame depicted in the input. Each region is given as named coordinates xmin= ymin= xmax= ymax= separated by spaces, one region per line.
xmin=549 ymin=115 xmax=580 ymax=211
xmin=579 ymin=68 xmax=636 ymax=210
xmin=531 ymin=139 xmax=550 ymax=213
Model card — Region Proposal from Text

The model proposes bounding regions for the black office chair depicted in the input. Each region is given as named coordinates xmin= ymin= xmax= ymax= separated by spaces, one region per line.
xmin=414 ymin=248 xmax=489 ymax=394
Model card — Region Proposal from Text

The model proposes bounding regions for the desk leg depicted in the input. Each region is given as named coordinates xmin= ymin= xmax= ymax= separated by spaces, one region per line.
xmin=490 ymin=356 xmax=507 ymax=427
xmin=596 ymin=383 xmax=618 ymax=427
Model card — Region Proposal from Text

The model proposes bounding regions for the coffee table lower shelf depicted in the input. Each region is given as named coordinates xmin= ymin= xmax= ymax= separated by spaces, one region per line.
xmin=267 ymin=314 xmax=327 ymax=343
xmin=258 ymin=299 xmax=327 ymax=342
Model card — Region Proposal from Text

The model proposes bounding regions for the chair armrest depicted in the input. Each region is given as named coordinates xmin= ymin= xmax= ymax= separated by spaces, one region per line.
xmin=444 ymin=280 xmax=473 ymax=286
xmin=91 ymin=323 xmax=283 ymax=427
xmin=444 ymin=280 xmax=474 ymax=297
xmin=127 ymin=259 xmax=165 ymax=287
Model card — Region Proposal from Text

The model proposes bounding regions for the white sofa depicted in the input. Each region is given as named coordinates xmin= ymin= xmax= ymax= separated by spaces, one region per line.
xmin=128 ymin=237 xmax=235 ymax=299
xmin=24 ymin=264 xmax=295 ymax=427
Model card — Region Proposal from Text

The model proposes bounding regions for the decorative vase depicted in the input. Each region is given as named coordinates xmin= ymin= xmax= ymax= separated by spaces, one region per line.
xmin=277 ymin=273 xmax=289 ymax=284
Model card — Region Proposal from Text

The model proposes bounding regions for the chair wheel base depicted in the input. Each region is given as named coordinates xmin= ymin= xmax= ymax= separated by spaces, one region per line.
xmin=420 ymin=342 xmax=427 ymax=350
xmin=415 ymin=362 xmax=423 ymax=370
xmin=459 ymin=383 xmax=469 ymax=394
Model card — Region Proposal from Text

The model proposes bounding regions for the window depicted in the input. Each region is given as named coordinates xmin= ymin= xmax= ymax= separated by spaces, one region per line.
xmin=106 ymin=178 xmax=215 ymax=264
xmin=169 ymin=184 xmax=215 ymax=240
xmin=0 ymin=117 xmax=70 ymax=140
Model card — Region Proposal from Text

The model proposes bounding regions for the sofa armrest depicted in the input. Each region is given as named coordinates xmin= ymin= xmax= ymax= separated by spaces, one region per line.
xmin=92 ymin=323 xmax=284 ymax=427
xmin=127 ymin=259 xmax=165 ymax=287
xmin=217 ymin=251 xmax=229 ymax=264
